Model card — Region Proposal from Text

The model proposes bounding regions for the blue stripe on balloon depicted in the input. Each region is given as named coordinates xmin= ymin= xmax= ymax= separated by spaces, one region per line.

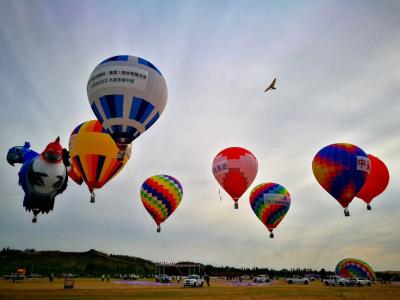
xmin=91 ymin=102 xmax=104 ymax=124
xmin=100 ymin=55 xmax=129 ymax=65
xmin=129 ymin=97 xmax=155 ymax=124
xmin=100 ymin=96 xmax=111 ymax=119
xmin=111 ymin=125 xmax=123 ymax=134
xmin=100 ymin=95 xmax=124 ymax=119
xmin=139 ymin=103 xmax=154 ymax=123
xmin=135 ymin=100 xmax=153 ymax=123
xmin=95 ymin=155 xmax=106 ymax=182
xmin=138 ymin=57 xmax=162 ymax=75
xmin=74 ymin=156 xmax=88 ymax=183
xmin=129 ymin=97 xmax=142 ymax=120
xmin=72 ymin=123 xmax=83 ymax=135
xmin=144 ymin=112 xmax=160 ymax=130
xmin=126 ymin=126 xmax=138 ymax=137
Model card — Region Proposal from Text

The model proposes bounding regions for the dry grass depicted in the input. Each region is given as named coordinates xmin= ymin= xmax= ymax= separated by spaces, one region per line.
xmin=0 ymin=278 xmax=399 ymax=300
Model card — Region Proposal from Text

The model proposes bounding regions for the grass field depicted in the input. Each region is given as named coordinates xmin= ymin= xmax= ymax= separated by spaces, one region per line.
xmin=1 ymin=278 xmax=399 ymax=300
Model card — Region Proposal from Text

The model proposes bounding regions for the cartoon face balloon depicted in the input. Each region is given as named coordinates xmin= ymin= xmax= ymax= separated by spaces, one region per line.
xmin=312 ymin=143 xmax=370 ymax=216
xmin=8 ymin=138 xmax=68 ymax=223
xmin=140 ymin=175 xmax=183 ymax=232
xmin=356 ymin=154 xmax=389 ymax=210
xmin=212 ymin=147 xmax=258 ymax=209
xmin=249 ymin=183 xmax=291 ymax=238
xmin=335 ymin=258 xmax=375 ymax=280
xmin=87 ymin=55 xmax=167 ymax=151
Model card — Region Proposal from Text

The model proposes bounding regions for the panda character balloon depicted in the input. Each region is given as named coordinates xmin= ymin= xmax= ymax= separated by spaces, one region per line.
xmin=7 ymin=137 xmax=69 ymax=223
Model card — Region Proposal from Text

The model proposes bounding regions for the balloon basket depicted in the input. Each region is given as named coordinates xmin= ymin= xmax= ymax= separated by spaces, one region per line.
xmin=32 ymin=216 xmax=37 ymax=223
xmin=269 ymin=233 xmax=274 ymax=238
xmin=116 ymin=144 xmax=127 ymax=161
xmin=367 ymin=204 xmax=371 ymax=210
xmin=117 ymin=150 xmax=124 ymax=161
xmin=344 ymin=208 xmax=350 ymax=217
xmin=90 ymin=192 xmax=96 ymax=203
xmin=234 ymin=202 xmax=238 ymax=209
xmin=157 ymin=226 xmax=161 ymax=233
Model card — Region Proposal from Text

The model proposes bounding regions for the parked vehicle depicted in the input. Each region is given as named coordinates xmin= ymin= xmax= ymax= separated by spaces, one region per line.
xmin=306 ymin=274 xmax=320 ymax=281
xmin=155 ymin=274 xmax=171 ymax=283
xmin=286 ymin=275 xmax=309 ymax=285
xmin=183 ymin=275 xmax=204 ymax=287
xmin=349 ymin=277 xmax=372 ymax=287
xmin=253 ymin=275 xmax=270 ymax=283
xmin=323 ymin=275 xmax=350 ymax=287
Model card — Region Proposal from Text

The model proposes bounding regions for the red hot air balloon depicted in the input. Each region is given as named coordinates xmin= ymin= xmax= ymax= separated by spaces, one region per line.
xmin=356 ymin=154 xmax=389 ymax=210
xmin=212 ymin=147 xmax=258 ymax=209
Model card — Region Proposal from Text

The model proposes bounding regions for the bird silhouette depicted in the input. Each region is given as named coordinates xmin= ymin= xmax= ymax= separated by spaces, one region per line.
xmin=264 ymin=78 xmax=276 ymax=92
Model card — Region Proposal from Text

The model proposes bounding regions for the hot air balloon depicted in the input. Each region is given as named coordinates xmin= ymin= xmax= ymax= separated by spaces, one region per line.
xmin=335 ymin=258 xmax=375 ymax=281
xmin=87 ymin=55 xmax=167 ymax=160
xmin=7 ymin=138 xmax=69 ymax=223
xmin=68 ymin=120 xmax=131 ymax=203
xmin=312 ymin=143 xmax=370 ymax=216
xmin=356 ymin=154 xmax=389 ymax=210
xmin=249 ymin=183 xmax=291 ymax=238
xmin=212 ymin=147 xmax=258 ymax=209
xmin=140 ymin=175 xmax=183 ymax=232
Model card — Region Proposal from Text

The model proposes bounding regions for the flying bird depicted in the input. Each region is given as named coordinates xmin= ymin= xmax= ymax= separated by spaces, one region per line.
xmin=264 ymin=78 xmax=277 ymax=92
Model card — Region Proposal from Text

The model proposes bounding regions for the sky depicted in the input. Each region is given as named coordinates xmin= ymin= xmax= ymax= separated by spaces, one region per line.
xmin=0 ymin=0 xmax=399 ymax=272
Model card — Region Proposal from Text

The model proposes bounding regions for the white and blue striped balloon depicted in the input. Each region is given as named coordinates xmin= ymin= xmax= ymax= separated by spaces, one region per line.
xmin=87 ymin=55 xmax=167 ymax=146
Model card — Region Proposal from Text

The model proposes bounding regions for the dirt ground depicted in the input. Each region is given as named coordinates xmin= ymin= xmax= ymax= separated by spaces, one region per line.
xmin=0 ymin=278 xmax=399 ymax=300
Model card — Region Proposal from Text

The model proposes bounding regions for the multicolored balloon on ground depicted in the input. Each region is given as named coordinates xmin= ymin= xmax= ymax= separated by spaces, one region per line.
xmin=140 ymin=175 xmax=183 ymax=232
xmin=7 ymin=138 xmax=68 ymax=223
xmin=356 ymin=154 xmax=389 ymax=210
xmin=212 ymin=147 xmax=258 ymax=209
xmin=87 ymin=55 xmax=167 ymax=159
xmin=68 ymin=120 xmax=131 ymax=203
xmin=249 ymin=183 xmax=291 ymax=238
xmin=335 ymin=258 xmax=375 ymax=280
xmin=312 ymin=143 xmax=370 ymax=216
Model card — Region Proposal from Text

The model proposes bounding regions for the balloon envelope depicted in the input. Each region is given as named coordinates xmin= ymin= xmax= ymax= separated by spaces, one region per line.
xmin=68 ymin=120 xmax=130 ymax=193
xmin=87 ymin=55 xmax=167 ymax=147
xmin=335 ymin=258 xmax=375 ymax=280
xmin=356 ymin=154 xmax=389 ymax=206
xmin=312 ymin=143 xmax=370 ymax=209
xmin=212 ymin=147 xmax=258 ymax=208
xmin=140 ymin=175 xmax=183 ymax=230
xmin=249 ymin=183 xmax=291 ymax=235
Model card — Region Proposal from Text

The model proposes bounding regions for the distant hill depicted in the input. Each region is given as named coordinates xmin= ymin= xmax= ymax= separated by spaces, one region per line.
xmin=1 ymin=248 xmax=399 ymax=280
xmin=0 ymin=249 xmax=156 ymax=276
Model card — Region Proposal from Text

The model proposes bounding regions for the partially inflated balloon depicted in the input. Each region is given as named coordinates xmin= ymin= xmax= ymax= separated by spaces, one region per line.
xmin=249 ymin=183 xmax=291 ymax=238
xmin=212 ymin=147 xmax=258 ymax=209
xmin=356 ymin=154 xmax=389 ymax=210
xmin=335 ymin=258 xmax=375 ymax=281
xmin=87 ymin=55 xmax=167 ymax=158
xmin=312 ymin=143 xmax=370 ymax=216
xmin=69 ymin=120 xmax=131 ymax=202
xmin=140 ymin=175 xmax=183 ymax=232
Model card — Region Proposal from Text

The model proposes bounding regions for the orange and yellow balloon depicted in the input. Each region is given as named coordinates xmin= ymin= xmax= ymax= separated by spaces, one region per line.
xmin=68 ymin=120 xmax=131 ymax=202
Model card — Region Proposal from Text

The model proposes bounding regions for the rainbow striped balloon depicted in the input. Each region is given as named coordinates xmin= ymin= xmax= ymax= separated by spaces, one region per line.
xmin=335 ymin=258 xmax=375 ymax=280
xmin=249 ymin=183 xmax=291 ymax=238
xmin=140 ymin=175 xmax=183 ymax=232
xmin=312 ymin=143 xmax=370 ymax=216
